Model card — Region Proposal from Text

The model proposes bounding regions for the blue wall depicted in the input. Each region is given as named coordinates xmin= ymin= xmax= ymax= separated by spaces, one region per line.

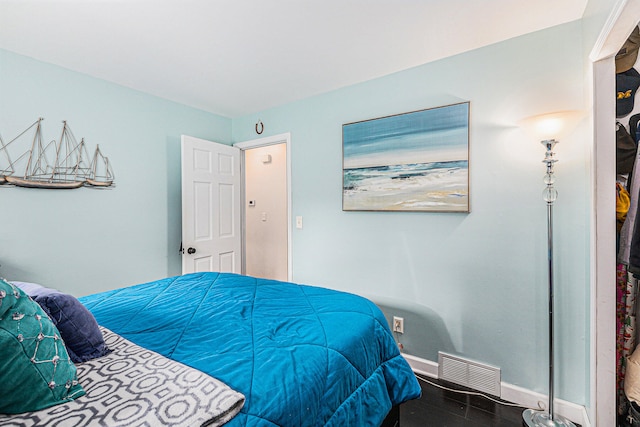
xmin=1 ymin=19 xmax=591 ymax=406
xmin=0 ymin=49 xmax=231 ymax=294
xmin=233 ymin=21 xmax=589 ymax=404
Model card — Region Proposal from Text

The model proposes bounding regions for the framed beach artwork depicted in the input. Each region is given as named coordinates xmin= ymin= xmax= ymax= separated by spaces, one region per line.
xmin=342 ymin=102 xmax=470 ymax=212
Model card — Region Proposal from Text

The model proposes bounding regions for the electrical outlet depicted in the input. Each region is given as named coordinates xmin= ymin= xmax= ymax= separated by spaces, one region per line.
xmin=393 ymin=316 xmax=404 ymax=334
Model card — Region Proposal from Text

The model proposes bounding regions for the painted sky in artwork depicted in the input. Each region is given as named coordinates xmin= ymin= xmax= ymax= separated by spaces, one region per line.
xmin=343 ymin=102 xmax=469 ymax=170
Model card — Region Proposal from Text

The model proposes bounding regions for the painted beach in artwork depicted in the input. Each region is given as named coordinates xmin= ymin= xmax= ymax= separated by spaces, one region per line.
xmin=342 ymin=102 xmax=469 ymax=212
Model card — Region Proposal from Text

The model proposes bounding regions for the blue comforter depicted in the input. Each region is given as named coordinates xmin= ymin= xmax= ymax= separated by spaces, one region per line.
xmin=79 ymin=273 xmax=421 ymax=426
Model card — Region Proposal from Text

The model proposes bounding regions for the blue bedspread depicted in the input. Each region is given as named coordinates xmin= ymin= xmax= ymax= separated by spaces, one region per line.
xmin=79 ymin=273 xmax=421 ymax=426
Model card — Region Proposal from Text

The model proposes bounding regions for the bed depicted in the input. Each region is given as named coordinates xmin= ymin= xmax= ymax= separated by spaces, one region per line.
xmin=1 ymin=272 xmax=421 ymax=426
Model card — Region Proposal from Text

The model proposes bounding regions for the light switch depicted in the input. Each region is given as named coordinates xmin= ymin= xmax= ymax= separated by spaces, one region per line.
xmin=261 ymin=212 xmax=267 ymax=222
xmin=296 ymin=216 xmax=303 ymax=229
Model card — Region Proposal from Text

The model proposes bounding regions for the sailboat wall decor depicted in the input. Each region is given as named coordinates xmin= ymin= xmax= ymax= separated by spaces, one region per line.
xmin=0 ymin=134 xmax=13 ymax=185
xmin=86 ymin=144 xmax=114 ymax=187
xmin=0 ymin=118 xmax=115 ymax=189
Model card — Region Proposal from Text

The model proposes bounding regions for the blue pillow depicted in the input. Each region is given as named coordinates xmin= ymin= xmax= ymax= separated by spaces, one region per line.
xmin=12 ymin=282 xmax=110 ymax=363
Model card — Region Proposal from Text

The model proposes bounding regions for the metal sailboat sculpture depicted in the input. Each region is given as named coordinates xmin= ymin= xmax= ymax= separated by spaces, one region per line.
xmin=0 ymin=133 xmax=14 ymax=184
xmin=86 ymin=144 xmax=114 ymax=187
xmin=1 ymin=118 xmax=114 ymax=189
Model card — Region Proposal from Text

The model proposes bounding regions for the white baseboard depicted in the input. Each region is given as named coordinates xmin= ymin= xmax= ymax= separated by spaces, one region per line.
xmin=401 ymin=353 xmax=591 ymax=427
xmin=402 ymin=353 xmax=439 ymax=378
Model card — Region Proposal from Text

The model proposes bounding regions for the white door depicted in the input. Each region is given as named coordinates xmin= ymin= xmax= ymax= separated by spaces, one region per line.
xmin=181 ymin=135 xmax=241 ymax=274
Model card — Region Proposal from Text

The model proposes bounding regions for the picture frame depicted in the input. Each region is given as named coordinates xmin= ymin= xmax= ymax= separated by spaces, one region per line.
xmin=342 ymin=102 xmax=470 ymax=212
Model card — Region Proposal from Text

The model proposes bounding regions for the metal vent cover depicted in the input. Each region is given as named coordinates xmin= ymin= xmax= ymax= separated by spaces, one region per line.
xmin=437 ymin=352 xmax=501 ymax=397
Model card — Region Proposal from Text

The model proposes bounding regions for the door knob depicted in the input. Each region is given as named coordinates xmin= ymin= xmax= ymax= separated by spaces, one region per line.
xmin=187 ymin=247 xmax=196 ymax=254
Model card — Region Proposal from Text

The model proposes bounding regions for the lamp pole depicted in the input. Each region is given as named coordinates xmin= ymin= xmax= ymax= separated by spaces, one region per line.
xmin=522 ymin=139 xmax=575 ymax=427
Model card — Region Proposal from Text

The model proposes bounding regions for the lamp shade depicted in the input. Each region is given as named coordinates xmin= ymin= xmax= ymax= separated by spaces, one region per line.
xmin=520 ymin=110 xmax=582 ymax=142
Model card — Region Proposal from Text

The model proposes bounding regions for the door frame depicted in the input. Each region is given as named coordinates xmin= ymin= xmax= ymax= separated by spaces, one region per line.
xmin=234 ymin=132 xmax=292 ymax=281
xmin=590 ymin=1 xmax=640 ymax=424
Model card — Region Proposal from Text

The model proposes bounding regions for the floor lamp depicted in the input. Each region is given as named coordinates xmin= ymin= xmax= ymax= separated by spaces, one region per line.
xmin=521 ymin=111 xmax=579 ymax=427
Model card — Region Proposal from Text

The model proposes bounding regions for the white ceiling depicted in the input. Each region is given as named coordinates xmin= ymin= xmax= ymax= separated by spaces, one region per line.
xmin=0 ymin=0 xmax=588 ymax=118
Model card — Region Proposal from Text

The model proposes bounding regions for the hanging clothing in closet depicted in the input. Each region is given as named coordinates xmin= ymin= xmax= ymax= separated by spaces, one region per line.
xmin=615 ymin=25 xmax=640 ymax=421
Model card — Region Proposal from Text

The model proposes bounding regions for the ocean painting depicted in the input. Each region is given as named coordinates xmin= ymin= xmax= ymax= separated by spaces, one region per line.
xmin=343 ymin=102 xmax=469 ymax=212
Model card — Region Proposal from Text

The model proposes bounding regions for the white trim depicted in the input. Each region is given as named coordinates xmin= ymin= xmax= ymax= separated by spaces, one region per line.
xmin=233 ymin=133 xmax=293 ymax=281
xmin=234 ymin=132 xmax=291 ymax=150
xmin=580 ymin=406 xmax=593 ymax=427
xmin=588 ymin=2 xmax=640 ymax=424
xmin=591 ymin=58 xmax=617 ymax=427
xmin=589 ymin=0 xmax=630 ymax=62
xmin=402 ymin=353 xmax=438 ymax=378
xmin=402 ymin=353 xmax=590 ymax=426
xmin=500 ymin=383 xmax=589 ymax=426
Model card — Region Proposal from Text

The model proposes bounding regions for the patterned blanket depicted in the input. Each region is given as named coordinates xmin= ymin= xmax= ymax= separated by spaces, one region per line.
xmin=0 ymin=327 xmax=244 ymax=427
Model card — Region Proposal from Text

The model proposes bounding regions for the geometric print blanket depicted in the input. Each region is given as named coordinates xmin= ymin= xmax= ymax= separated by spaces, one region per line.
xmin=0 ymin=327 xmax=245 ymax=427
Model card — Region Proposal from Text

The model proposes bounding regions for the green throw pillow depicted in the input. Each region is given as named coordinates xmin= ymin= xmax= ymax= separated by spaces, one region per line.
xmin=0 ymin=279 xmax=85 ymax=414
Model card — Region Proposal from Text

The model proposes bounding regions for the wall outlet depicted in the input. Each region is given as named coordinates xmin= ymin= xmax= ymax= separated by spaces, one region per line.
xmin=393 ymin=316 xmax=404 ymax=334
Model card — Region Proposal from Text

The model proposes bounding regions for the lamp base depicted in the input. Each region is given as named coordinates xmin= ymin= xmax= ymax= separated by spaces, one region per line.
xmin=522 ymin=409 xmax=576 ymax=427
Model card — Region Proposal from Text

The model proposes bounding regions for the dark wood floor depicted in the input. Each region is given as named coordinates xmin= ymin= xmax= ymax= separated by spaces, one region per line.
xmin=399 ymin=376 xmax=537 ymax=427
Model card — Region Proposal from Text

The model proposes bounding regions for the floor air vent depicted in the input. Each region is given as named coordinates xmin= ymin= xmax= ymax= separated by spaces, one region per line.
xmin=437 ymin=352 xmax=501 ymax=397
